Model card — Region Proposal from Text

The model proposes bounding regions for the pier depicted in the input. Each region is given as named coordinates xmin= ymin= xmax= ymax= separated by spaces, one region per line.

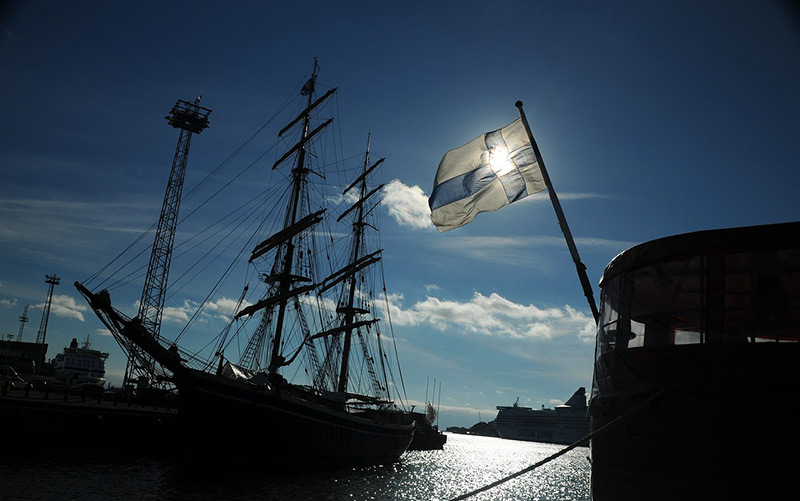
xmin=0 ymin=385 xmax=176 ymax=454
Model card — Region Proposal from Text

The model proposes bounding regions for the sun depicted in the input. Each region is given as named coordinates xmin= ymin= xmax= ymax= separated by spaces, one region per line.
xmin=488 ymin=147 xmax=515 ymax=177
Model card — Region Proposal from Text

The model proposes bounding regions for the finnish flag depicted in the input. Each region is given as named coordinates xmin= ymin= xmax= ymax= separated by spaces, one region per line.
xmin=429 ymin=118 xmax=546 ymax=232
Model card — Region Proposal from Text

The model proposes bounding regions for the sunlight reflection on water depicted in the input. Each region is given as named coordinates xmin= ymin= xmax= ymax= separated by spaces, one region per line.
xmin=2 ymin=434 xmax=590 ymax=500
xmin=404 ymin=434 xmax=590 ymax=500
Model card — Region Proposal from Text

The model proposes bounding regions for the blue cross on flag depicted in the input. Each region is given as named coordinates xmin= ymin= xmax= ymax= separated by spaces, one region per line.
xmin=428 ymin=118 xmax=546 ymax=232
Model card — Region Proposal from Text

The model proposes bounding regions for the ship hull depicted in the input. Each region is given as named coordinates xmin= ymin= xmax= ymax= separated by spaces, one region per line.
xmin=406 ymin=413 xmax=447 ymax=450
xmin=494 ymin=410 xmax=588 ymax=446
xmin=173 ymin=369 xmax=414 ymax=466
xmin=73 ymin=286 xmax=414 ymax=467
xmin=589 ymin=343 xmax=799 ymax=500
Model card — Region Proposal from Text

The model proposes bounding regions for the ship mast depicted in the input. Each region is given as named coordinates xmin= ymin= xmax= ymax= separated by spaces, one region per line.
xmin=268 ymin=59 xmax=319 ymax=374
xmin=337 ymin=135 xmax=376 ymax=394
xmin=302 ymin=136 xmax=387 ymax=398
xmin=234 ymin=60 xmax=338 ymax=377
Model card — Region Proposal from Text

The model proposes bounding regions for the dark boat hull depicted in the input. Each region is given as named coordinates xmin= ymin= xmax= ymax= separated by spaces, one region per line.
xmin=406 ymin=430 xmax=447 ymax=451
xmin=74 ymin=286 xmax=414 ymax=466
xmin=406 ymin=413 xmax=446 ymax=451
xmin=173 ymin=369 xmax=414 ymax=466
xmin=589 ymin=343 xmax=799 ymax=500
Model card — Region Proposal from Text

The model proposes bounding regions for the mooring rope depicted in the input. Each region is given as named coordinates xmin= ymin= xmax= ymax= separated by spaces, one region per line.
xmin=448 ymin=389 xmax=665 ymax=500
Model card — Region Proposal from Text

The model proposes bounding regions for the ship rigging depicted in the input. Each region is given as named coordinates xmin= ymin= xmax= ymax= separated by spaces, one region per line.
xmin=76 ymin=59 xmax=413 ymax=463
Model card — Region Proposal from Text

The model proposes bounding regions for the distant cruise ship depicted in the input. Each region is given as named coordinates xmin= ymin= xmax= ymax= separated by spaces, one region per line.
xmin=52 ymin=336 xmax=109 ymax=385
xmin=494 ymin=387 xmax=589 ymax=445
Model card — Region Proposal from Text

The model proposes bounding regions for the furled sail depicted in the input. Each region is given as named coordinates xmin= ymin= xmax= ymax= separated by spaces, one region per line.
xmin=343 ymin=157 xmax=384 ymax=196
xmin=318 ymin=249 xmax=382 ymax=293
xmin=310 ymin=319 xmax=380 ymax=341
xmin=249 ymin=209 xmax=325 ymax=262
xmin=234 ymin=283 xmax=317 ymax=318
xmin=272 ymin=118 xmax=333 ymax=170
xmin=278 ymin=88 xmax=337 ymax=137
xmin=337 ymin=184 xmax=384 ymax=222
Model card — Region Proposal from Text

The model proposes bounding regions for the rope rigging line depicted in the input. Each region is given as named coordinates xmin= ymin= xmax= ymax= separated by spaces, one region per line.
xmin=165 ymin=187 xmax=276 ymax=297
xmin=96 ymin=174 xmax=282 ymax=302
xmin=80 ymin=83 xmax=301 ymax=291
xmin=379 ymin=254 xmax=408 ymax=407
xmin=176 ymin=140 xmax=281 ymax=225
xmin=92 ymin=64 xmax=391 ymax=378
xmin=176 ymin=170 xmax=306 ymax=355
xmin=94 ymin=243 xmax=152 ymax=293
xmin=172 ymin=206 xmax=270 ymax=345
xmin=447 ymin=389 xmax=666 ymax=501
xmin=83 ymin=220 xmax=156 ymax=289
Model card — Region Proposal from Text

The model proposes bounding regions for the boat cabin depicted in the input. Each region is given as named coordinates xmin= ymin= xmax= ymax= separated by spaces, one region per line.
xmin=588 ymin=221 xmax=800 ymax=499
xmin=592 ymin=221 xmax=800 ymax=399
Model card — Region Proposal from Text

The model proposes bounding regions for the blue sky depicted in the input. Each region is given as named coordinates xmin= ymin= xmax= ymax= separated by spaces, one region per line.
xmin=1 ymin=1 xmax=798 ymax=428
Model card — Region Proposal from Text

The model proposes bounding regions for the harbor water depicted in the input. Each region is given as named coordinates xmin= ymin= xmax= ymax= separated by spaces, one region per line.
xmin=1 ymin=433 xmax=590 ymax=500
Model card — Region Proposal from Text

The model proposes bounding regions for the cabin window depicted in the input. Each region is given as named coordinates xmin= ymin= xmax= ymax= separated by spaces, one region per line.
xmin=673 ymin=330 xmax=702 ymax=344
xmin=597 ymin=279 xmax=621 ymax=351
xmin=628 ymin=320 xmax=645 ymax=348
xmin=597 ymin=248 xmax=800 ymax=352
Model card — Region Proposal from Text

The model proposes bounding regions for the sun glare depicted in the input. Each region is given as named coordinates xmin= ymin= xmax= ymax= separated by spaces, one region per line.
xmin=488 ymin=147 xmax=515 ymax=177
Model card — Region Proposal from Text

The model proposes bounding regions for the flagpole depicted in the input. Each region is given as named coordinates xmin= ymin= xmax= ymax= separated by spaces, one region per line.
xmin=515 ymin=101 xmax=600 ymax=323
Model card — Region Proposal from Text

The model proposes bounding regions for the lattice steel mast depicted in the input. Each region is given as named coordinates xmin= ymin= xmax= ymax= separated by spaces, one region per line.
xmin=17 ymin=304 xmax=29 ymax=341
xmin=36 ymin=274 xmax=60 ymax=344
xmin=126 ymin=97 xmax=211 ymax=386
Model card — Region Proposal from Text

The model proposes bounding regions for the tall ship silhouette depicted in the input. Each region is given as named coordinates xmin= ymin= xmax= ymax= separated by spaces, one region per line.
xmin=77 ymin=59 xmax=414 ymax=465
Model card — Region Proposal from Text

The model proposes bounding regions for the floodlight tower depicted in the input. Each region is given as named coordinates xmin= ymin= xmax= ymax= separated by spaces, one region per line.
xmin=36 ymin=274 xmax=60 ymax=344
xmin=126 ymin=97 xmax=211 ymax=385
xmin=17 ymin=304 xmax=29 ymax=341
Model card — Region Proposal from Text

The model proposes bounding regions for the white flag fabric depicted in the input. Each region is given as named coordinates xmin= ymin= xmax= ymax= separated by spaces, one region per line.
xmin=428 ymin=118 xmax=546 ymax=232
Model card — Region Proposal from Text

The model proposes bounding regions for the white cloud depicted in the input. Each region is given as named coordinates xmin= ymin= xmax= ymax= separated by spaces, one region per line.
xmin=202 ymin=296 xmax=248 ymax=321
xmin=381 ymin=179 xmax=433 ymax=229
xmin=161 ymin=299 xmax=197 ymax=325
xmin=381 ymin=291 xmax=594 ymax=343
xmin=34 ymin=294 xmax=88 ymax=322
xmin=517 ymin=191 xmax=612 ymax=204
xmin=161 ymin=295 xmax=254 ymax=325
xmin=429 ymin=234 xmax=633 ymax=269
xmin=1 ymin=298 xmax=17 ymax=308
